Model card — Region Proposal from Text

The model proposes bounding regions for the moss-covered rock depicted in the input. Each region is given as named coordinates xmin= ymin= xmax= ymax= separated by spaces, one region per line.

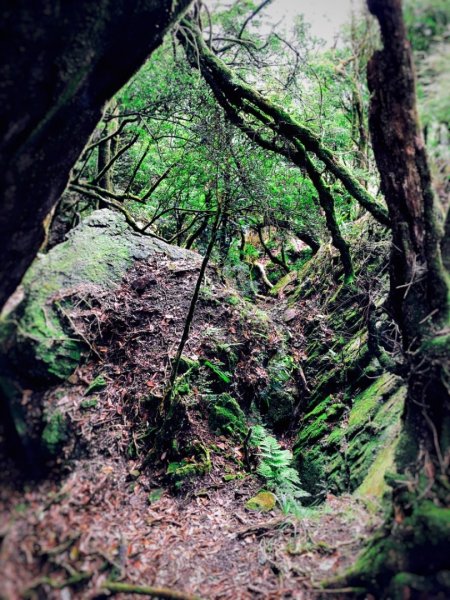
xmin=338 ymin=501 xmax=450 ymax=597
xmin=0 ymin=209 xmax=198 ymax=382
xmin=259 ymin=353 xmax=299 ymax=430
xmin=41 ymin=411 xmax=68 ymax=456
xmin=295 ymin=373 xmax=406 ymax=499
xmin=166 ymin=442 xmax=212 ymax=487
xmin=0 ymin=210 xmax=202 ymax=467
xmin=245 ymin=491 xmax=277 ymax=512
xmin=208 ymin=393 xmax=248 ymax=440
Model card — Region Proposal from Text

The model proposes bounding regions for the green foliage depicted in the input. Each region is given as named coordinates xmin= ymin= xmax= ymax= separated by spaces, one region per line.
xmin=249 ymin=425 xmax=309 ymax=514
xmin=404 ymin=0 xmax=450 ymax=52
xmin=209 ymin=393 xmax=248 ymax=440
xmin=41 ymin=411 xmax=68 ymax=456
xmin=203 ymin=360 xmax=232 ymax=384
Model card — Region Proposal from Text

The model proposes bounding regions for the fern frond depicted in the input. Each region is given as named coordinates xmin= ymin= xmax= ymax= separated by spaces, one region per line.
xmin=249 ymin=424 xmax=309 ymax=515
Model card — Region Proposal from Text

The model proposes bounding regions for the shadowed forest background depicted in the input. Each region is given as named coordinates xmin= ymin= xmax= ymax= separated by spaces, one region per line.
xmin=0 ymin=0 xmax=449 ymax=598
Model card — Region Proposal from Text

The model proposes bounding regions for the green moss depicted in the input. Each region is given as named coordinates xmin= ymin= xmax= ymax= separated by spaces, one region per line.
xmin=355 ymin=433 xmax=398 ymax=499
xmin=347 ymin=373 xmax=399 ymax=432
xmin=259 ymin=352 xmax=298 ymax=428
xmin=270 ymin=270 xmax=298 ymax=296
xmin=295 ymin=371 xmax=405 ymax=498
xmin=203 ymin=360 xmax=232 ymax=384
xmin=297 ymin=415 xmax=329 ymax=446
xmin=147 ymin=488 xmax=165 ymax=505
xmin=223 ymin=473 xmax=245 ymax=482
xmin=209 ymin=393 xmax=248 ymax=439
xmin=326 ymin=426 xmax=346 ymax=446
xmin=226 ymin=295 xmax=240 ymax=306
xmin=41 ymin=411 xmax=68 ymax=456
xmin=84 ymin=375 xmax=107 ymax=395
xmin=339 ymin=502 xmax=450 ymax=595
xmin=166 ymin=443 xmax=212 ymax=484
xmin=80 ymin=398 xmax=98 ymax=409
xmin=245 ymin=491 xmax=276 ymax=512
xmin=297 ymin=396 xmax=345 ymax=446
xmin=297 ymin=447 xmax=327 ymax=498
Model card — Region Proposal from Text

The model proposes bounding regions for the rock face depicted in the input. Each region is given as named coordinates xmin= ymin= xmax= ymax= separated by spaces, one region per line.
xmin=285 ymin=218 xmax=405 ymax=501
xmin=1 ymin=210 xmax=198 ymax=382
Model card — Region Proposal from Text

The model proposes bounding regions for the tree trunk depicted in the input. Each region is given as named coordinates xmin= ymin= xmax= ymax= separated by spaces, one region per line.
xmin=341 ymin=0 xmax=450 ymax=595
xmin=0 ymin=0 xmax=192 ymax=312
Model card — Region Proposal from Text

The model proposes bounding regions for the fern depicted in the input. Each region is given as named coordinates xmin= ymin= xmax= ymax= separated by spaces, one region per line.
xmin=249 ymin=425 xmax=309 ymax=515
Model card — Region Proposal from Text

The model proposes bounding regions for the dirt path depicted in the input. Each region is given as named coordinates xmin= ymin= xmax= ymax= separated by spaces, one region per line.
xmin=0 ymin=444 xmax=380 ymax=600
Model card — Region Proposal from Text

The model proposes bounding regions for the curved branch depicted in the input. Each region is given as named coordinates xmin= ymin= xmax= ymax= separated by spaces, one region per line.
xmin=178 ymin=21 xmax=390 ymax=227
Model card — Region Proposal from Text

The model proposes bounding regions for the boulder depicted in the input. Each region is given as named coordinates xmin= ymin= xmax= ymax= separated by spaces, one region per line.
xmin=0 ymin=209 xmax=198 ymax=382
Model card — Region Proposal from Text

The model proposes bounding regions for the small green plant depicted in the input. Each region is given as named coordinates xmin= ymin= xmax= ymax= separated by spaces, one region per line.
xmin=249 ymin=425 xmax=309 ymax=515
xmin=203 ymin=360 xmax=232 ymax=384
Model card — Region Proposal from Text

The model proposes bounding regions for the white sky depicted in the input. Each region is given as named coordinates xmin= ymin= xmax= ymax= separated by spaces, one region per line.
xmin=208 ymin=0 xmax=366 ymax=46
xmin=265 ymin=0 xmax=364 ymax=43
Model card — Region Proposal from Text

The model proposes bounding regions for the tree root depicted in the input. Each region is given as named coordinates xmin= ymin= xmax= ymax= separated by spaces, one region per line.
xmin=101 ymin=581 xmax=204 ymax=599
xmin=24 ymin=571 xmax=92 ymax=597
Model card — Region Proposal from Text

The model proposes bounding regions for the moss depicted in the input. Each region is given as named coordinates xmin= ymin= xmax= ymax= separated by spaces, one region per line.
xmin=270 ymin=270 xmax=298 ymax=296
xmin=41 ymin=411 xmax=68 ymax=456
xmin=347 ymin=373 xmax=399 ymax=432
xmin=80 ymin=398 xmax=98 ymax=409
xmin=223 ymin=473 xmax=245 ymax=482
xmin=297 ymin=447 xmax=327 ymax=498
xmin=295 ymin=372 xmax=405 ymax=498
xmin=355 ymin=433 xmax=398 ymax=499
xmin=389 ymin=572 xmax=448 ymax=600
xmin=245 ymin=491 xmax=276 ymax=512
xmin=297 ymin=415 xmax=329 ymax=446
xmin=84 ymin=375 xmax=107 ymax=395
xmin=208 ymin=393 xmax=248 ymax=440
xmin=166 ymin=443 xmax=212 ymax=485
xmin=326 ymin=426 xmax=346 ymax=446
xmin=259 ymin=352 xmax=298 ymax=428
xmin=147 ymin=488 xmax=165 ymax=505
xmin=203 ymin=360 xmax=232 ymax=385
xmin=178 ymin=355 xmax=200 ymax=374
xmin=297 ymin=396 xmax=345 ymax=446
xmin=339 ymin=502 xmax=450 ymax=596
xmin=226 ymin=295 xmax=240 ymax=306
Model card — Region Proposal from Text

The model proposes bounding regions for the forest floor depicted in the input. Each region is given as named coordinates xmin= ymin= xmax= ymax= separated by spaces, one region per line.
xmin=0 ymin=446 xmax=380 ymax=600
xmin=0 ymin=255 xmax=382 ymax=599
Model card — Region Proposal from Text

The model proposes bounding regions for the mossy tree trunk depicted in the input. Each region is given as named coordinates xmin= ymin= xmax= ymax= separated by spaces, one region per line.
xmin=0 ymin=0 xmax=192 ymax=312
xmin=342 ymin=0 xmax=450 ymax=594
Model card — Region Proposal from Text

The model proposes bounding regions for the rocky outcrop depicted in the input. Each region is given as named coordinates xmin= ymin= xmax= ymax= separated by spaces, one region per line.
xmin=1 ymin=210 xmax=197 ymax=382
xmin=0 ymin=210 xmax=200 ymax=468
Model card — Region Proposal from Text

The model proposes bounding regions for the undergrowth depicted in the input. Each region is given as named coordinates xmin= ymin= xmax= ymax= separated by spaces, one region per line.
xmin=250 ymin=425 xmax=310 ymax=515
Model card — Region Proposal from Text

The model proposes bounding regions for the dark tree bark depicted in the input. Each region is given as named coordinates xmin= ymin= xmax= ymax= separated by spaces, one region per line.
xmin=340 ymin=0 xmax=450 ymax=595
xmin=366 ymin=0 xmax=449 ymax=471
xmin=0 ymin=0 xmax=191 ymax=311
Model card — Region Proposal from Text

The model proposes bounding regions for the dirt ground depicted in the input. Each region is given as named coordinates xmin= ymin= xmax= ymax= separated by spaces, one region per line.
xmin=0 ymin=446 xmax=380 ymax=599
